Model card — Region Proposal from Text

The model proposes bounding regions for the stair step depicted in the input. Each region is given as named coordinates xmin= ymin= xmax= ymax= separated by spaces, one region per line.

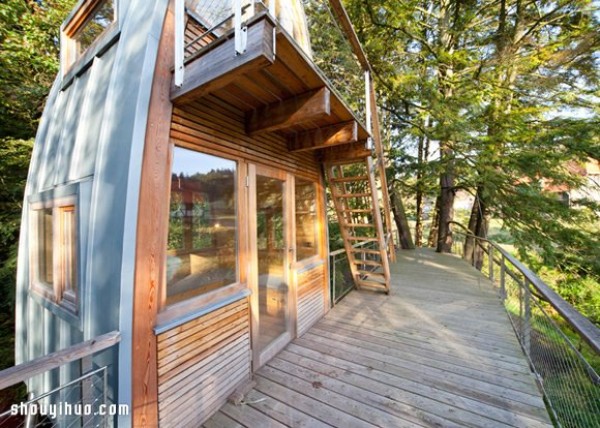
xmin=337 ymin=193 xmax=371 ymax=198
xmin=352 ymin=259 xmax=382 ymax=267
xmin=351 ymin=248 xmax=381 ymax=255
xmin=331 ymin=175 xmax=368 ymax=183
xmin=344 ymin=223 xmax=375 ymax=228
xmin=341 ymin=209 xmax=372 ymax=213
xmin=346 ymin=237 xmax=378 ymax=242
xmin=358 ymin=270 xmax=386 ymax=278
xmin=356 ymin=279 xmax=388 ymax=290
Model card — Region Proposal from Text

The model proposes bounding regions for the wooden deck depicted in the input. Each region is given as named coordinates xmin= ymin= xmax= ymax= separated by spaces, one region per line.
xmin=205 ymin=249 xmax=553 ymax=427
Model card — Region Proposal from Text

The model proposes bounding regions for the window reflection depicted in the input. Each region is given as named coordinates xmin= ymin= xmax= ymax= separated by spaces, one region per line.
xmin=166 ymin=148 xmax=237 ymax=306
xmin=295 ymin=178 xmax=318 ymax=260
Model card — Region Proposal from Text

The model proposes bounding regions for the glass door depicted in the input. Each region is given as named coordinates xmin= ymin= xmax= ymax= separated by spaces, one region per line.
xmin=249 ymin=164 xmax=293 ymax=368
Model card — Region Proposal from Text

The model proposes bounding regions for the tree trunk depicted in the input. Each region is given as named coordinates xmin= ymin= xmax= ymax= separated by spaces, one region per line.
xmin=436 ymin=151 xmax=455 ymax=253
xmin=427 ymin=196 xmax=441 ymax=247
xmin=415 ymin=130 xmax=426 ymax=247
xmin=390 ymin=185 xmax=415 ymax=249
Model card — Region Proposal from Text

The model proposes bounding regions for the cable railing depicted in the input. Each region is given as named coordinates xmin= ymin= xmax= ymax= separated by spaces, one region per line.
xmin=452 ymin=232 xmax=600 ymax=428
xmin=330 ymin=240 xmax=380 ymax=305
xmin=0 ymin=331 xmax=121 ymax=428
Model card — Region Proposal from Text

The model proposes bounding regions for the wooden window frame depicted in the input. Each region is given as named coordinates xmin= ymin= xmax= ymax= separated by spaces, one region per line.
xmin=157 ymin=146 xmax=244 ymax=326
xmin=29 ymin=196 xmax=79 ymax=315
xmin=294 ymin=177 xmax=321 ymax=265
xmin=61 ymin=0 xmax=118 ymax=77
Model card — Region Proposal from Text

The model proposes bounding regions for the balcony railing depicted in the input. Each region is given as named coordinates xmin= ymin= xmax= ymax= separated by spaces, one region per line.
xmin=452 ymin=232 xmax=600 ymax=428
xmin=0 ymin=331 xmax=121 ymax=428
xmin=174 ymin=0 xmax=370 ymax=131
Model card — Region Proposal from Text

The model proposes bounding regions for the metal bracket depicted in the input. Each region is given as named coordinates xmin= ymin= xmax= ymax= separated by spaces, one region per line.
xmin=234 ymin=0 xmax=248 ymax=55
xmin=174 ymin=0 xmax=185 ymax=87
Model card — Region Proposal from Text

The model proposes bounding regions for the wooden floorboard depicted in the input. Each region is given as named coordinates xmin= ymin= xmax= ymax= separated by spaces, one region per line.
xmin=206 ymin=249 xmax=553 ymax=427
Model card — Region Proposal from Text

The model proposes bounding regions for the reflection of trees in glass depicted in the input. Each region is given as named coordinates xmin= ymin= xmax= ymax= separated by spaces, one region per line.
xmin=73 ymin=0 xmax=115 ymax=56
xmin=295 ymin=179 xmax=318 ymax=260
xmin=192 ymin=193 xmax=211 ymax=249
xmin=168 ymin=191 xmax=184 ymax=250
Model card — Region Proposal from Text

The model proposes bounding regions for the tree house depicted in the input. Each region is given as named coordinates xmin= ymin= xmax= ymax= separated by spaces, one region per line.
xmin=15 ymin=0 xmax=394 ymax=425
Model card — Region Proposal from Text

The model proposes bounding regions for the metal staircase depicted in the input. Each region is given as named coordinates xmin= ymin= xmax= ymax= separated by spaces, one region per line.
xmin=325 ymin=156 xmax=391 ymax=293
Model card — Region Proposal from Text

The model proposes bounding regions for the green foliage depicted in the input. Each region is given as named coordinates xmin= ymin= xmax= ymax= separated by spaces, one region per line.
xmin=0 ymin=138 xmax=33 ymax=313
xmin=0 ymin=0 xmax=74 ymax=139
xmin=0 ymin=0 xmax=76 ymax=374
xmin=345 ymin=0 xmax=599 ymax=320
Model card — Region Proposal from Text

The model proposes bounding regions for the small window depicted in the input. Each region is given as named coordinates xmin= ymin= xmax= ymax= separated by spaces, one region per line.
xmin=30 ymin=199 xmax=78 ymax=313
xmin=165 ymin=148 xmax=238 ymax=307
xmin=62 ymin=0 xmax=116 ymax=71
xmin=295 ymin=178 xmax=319 ymax=260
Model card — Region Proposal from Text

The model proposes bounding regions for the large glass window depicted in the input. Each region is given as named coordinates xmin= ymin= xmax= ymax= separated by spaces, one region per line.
xmin=295 ymin=178 xmax=319 ymax=260
xmin=166 ymin=148 xmax=237 ymax=306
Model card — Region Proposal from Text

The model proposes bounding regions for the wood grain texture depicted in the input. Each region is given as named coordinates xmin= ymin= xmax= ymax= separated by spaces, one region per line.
xmin=157 ymin=298 xmax=251 ymax=427
xmin=288 ymin=121 xmax=357 ymax=152
xmin=131 ymin=4 xmax=174 ymax=426
xmin=297 ymin=264 xmax=326 ymax=336
xmin=246 ymin=88 xmax=331 ymax=135
xmin=0 ymin=331 xmax=120 ymax=390
xmin=171 ymin=16 xmax=275 ymax=103
xmin=205 ymin=249 xmax=553 ymax=428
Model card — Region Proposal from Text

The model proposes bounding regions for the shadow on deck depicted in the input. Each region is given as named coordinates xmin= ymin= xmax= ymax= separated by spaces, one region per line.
xmin=205 ymin=248 xmax=553 ymax=427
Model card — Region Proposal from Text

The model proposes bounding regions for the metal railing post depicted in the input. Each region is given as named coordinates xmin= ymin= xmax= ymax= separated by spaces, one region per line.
xmin=500 ymin=254 xmax=506 ymax=299
xmin=234 ymin=0 xmax=248 ymax=55
xmin=174 ymin=0 xmax=185 ymax=87
xmin=103 ymin=366 xmax=109 ymax=428
xmin=523 ymin=278 xmax=531 ymax=356
xmin=488 ymin=244 xmax=494 ymax=283
xmin=332 ymin=254 xmax=337 ymax=306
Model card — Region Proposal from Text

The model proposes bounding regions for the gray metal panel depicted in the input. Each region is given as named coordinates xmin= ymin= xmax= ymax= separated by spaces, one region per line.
xmin=54 ymin=71 xmax=91 ymax=185
xmin=70 ymin=48 xmax=118 ymax=181
xmin=37 ymin=88 xmax=70 ymax=191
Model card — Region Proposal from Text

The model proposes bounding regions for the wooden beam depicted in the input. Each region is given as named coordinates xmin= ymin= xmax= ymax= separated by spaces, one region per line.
xmin=288 ymin=121 xmax=357 ymax=152
xmin=246 ymin=87 xmax=331 ymax=135
xmin=0 ymin=331 xmax=120 ymax=390
xmin=319 ymin=141 xmax=370 ymax=163
xmin=171 ymin=15 xmax=276 ymax=104
xmin=132 ymin=4 xmax=175 ymax=426
xmin=327 ymin=0 xmax=371 ymax=72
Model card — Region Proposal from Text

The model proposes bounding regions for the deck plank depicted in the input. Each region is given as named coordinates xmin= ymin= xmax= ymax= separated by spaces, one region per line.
xmin=205 ymin=249 xmax=553 ymax=427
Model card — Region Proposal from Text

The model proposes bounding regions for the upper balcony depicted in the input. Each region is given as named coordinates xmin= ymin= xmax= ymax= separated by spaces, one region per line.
xmin=170 ymin=0 xmax=372 ymax=159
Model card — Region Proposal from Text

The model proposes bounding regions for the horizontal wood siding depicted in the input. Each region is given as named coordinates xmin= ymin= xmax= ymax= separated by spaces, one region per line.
xmin=297 ymin=264 xmax=326 ymax=336
xmin=170 ymin=96 xmax=321 ymax=180
xmin=157 ymin=298 xmax=251 ymax=427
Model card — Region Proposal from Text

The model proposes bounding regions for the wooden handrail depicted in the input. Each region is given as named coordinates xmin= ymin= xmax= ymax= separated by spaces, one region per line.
xmin=0 ymin=331 xmax=120 ymax=390
xmin=454 ymin=230 xmax=600 ymax=354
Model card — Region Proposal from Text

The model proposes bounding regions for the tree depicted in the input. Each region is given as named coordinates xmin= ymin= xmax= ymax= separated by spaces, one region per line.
xmin=0 ymin=0 xmax=75 ymax=370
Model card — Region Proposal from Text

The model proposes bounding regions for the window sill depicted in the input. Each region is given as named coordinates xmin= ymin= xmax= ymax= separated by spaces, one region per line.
xmin=294 ymin=256 xmax=324 ymax=273
xmin=29 ymin=288 xmax=81 ymax=328
xmin=155 ymin=283 xmax=250 ymax=334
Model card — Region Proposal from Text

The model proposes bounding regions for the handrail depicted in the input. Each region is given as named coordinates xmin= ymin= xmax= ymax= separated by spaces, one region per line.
xmin=0 ymin=331 xmax=120 ymax=390
xmin=454 ymin=230 xmax=600 ymax=354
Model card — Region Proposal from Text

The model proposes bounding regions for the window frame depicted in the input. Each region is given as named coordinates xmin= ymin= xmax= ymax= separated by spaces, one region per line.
xmin=60 ymin=0 xmax=120 ymax=80
xmin=159 ymin=146 xmax=242 ymax=321
xmin=29 ymin=193 xmax=80 ymax=318
xmin=293 ymin=177 xmax=321 ymax=264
